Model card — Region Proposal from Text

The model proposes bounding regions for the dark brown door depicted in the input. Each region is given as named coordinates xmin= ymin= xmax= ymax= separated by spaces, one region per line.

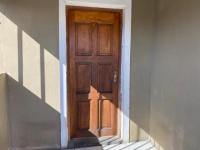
xmin=68 ymin=7 xmax=121 ymax=139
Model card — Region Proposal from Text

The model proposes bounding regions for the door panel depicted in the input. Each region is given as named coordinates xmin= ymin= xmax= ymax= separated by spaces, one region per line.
xmin=101 ymin=100 xmax=112 ymax=128
xmin=76 ymin=63 xmax=92 ymax=93
xmin=68 ymin=7 xmax=121 ymax=139
xmin=78 ymin=102 xmax=90 ymax=129
xmin=98 ymin=24 xmax=113 ymax=56
xmin=75 ymin=23 xmax=92 ymax=56
xmin=98 ymin=64 xmax=113 ymax=93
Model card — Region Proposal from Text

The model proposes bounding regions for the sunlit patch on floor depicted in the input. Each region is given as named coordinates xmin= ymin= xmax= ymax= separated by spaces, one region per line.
xmin=66 ymin=137 xmax=157 ymax=150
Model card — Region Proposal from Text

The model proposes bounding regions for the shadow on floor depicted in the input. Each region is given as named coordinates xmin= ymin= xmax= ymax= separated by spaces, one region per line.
xmin=66 ymin=137 xmax=156 ymax=150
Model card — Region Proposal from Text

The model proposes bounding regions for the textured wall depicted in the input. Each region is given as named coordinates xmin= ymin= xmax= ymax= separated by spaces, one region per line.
xmin=0 ymin=12 xmax=4 ymax=74
xmin=150 ymin=0 xmax=200 ymax=149
xmin=131 ymin=0 xmax=200 ymax=149
xmin=0 ymin=74 xmax=9 ymax=150
xmin=0 ymin=0 xmax=60 ymax=149
xmin=130 ymin=0 xmax=156 ymax=141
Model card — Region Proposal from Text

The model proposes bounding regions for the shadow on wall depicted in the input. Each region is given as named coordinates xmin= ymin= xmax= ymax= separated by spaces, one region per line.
xmin=129 ymin=0 xmax=155 ymax=144
xmin=129 ymin=0 xmax=165 ymax=149
xmin=130 ymin=0 xmax=200 ymax=150
xmin=0 ymin=0 xmax=162 ymax=150
xmin=0 ymin=0 xmax=155 ymax=149
xmin=7 ymin=75 xmax=61 ymax=149
xmin=0 ymin=0 xmax=167 ymax=150
xmin=0 ymin=0 xmax=61 ymax=149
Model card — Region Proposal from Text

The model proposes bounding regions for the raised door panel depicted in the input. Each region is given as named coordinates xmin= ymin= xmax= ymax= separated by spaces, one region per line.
xmin=98 ymin=24 xmax=113 ymax=56
xmin=101 ymin=100 xmax=112 ymax=128
xmin=76 ymin=63 xmax=92 ymax=94
xmin=75 ymin=23 xmax=92 ymax=56
xmin=74 ymin=11 xmax=115 ymax=24
xmin=78 ymin=102 xmax=90 ymax=130
xmin=98 ymin=64 xmax=113 ymax=93
xmin=89 ymin=100 xmax=99 ymax=133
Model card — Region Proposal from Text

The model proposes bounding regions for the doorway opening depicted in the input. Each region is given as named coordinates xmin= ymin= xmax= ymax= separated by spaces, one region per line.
xmin=59 ymin=1 xmax=132 ymax=148
xmin=67 ymin=6 xmax=122 ymax=143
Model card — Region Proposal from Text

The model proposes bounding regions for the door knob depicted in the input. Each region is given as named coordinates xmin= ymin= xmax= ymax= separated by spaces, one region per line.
xmin=113 ymin=71 xmax=118 ymax=83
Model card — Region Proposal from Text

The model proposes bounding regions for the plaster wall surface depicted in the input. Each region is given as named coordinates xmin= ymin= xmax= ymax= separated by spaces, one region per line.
xmin=0 ymin=0 xmax=61 ymax=149
xmin=130 ymin=0 xmax=200 ymax=149
xmin=150 ymin=0 xmax=200 ymax=149
xmin=0 ymin=74 xmax=9 ymax=150
xmin=130 ymin=0 xmax=156 ymax=141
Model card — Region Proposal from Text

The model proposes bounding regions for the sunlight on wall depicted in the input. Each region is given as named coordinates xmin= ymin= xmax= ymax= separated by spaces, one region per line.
xmin=130 ymin=121 xmax=150 ymax=141
xmin=149 ymin=137 xmax=165 ymax=150
xmin=0 ymin=12 xmax=4 ymax=74
xmin=1 ymin=13 xmax=61 ymax=112
xmin=22 ymin=31 xmax=41 ymax=98
xmin=44 ymin=49 xmax=60 ymax=112
xmin=0 ymin=12 xmax=18 ymax=80
xmin=130 ymin=121 xmax=164 ymax=150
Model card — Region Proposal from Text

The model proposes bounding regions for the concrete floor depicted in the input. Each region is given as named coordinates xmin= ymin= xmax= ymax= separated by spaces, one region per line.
xmin=67 ymin=138 xmax=156 ymax=150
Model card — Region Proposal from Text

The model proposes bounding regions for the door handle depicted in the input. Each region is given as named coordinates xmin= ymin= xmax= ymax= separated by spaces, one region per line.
xmin=113 ymin=71 xmax=118 ymax=83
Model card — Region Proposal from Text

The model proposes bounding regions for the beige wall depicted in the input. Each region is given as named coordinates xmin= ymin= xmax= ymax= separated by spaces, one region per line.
xmin=0 ymin=14 xmax=4 ymax=74
xmin=130 ymin=0 xmax=156 ymax=141
xmin=0 ymin=74 xmax=9 ymax=150
xmin=2 ymin=0 xmax=200 ymax=149
xmin=150 ymin=0 xmax=200 ymax=149
xmin=131 ymin=0 xmax=200 ymax=149
xmin=0 ymin=0 xmax=60 ymax=149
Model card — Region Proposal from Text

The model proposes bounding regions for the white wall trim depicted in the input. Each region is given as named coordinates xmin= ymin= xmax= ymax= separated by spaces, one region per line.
xmin=59 ymin=0 xmax=132 ymax=148
xmin=59 ymin=0 xmax=68 ymax=147
xmin=66 ymin=1 xmax=126 ymax=9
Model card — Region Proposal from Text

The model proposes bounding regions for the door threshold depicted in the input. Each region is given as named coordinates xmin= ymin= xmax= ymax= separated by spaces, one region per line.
xmin=68 ymin=137 xmax=101 ymax=149
xmin=67 ymin=136 xmax=123 ymax=149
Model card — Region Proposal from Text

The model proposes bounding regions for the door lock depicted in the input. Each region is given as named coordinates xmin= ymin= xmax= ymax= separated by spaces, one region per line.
xmin=113 ymin=71 xmax=118 ymax=83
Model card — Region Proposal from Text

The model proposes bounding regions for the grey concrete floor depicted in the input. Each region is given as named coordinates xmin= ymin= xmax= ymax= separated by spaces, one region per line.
xmin=66 ymin=137 xmax=156 ymax=150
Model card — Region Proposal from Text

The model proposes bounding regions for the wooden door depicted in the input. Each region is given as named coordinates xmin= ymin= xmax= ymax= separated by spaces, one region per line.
xmin=68 ymin=7 xmax=121 ymax=139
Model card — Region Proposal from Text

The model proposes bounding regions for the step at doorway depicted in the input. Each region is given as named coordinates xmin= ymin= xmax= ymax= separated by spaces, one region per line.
xmin=67 ymin=136 xmax=123 ymax=149
xmin=66 ymin=139 xmax=157 ymax=150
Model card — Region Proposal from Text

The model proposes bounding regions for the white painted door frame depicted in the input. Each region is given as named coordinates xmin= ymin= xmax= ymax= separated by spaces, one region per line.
xmin=59 ymin=0 xmax=132 ymax=148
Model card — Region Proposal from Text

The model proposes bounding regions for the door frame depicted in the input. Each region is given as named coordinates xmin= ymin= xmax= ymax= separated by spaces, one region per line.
xmin=59 ymin=0 xmax=132 ymax=148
